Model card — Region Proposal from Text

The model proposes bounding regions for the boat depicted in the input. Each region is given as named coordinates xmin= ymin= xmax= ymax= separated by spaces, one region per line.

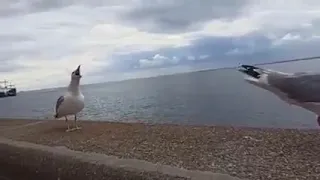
xmin=0 ymin=80 xmax=17 ymax=98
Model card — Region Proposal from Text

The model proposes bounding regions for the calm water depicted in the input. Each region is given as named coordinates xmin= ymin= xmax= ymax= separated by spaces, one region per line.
xmin=0 ymin=69 xmax=316 ymax=129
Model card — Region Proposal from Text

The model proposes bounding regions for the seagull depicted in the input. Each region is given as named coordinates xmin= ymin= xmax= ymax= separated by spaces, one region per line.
xmin=54 ymin=65 xmax=85 ymax=132
xmin=238 ymin=64 xmax=320 ymax=126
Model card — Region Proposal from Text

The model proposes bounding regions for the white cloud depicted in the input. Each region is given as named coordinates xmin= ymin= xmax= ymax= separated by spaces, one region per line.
xmin=86 ymin=24 xmax=192 ymax=54
xmin=191 ymin=0 xmax=320 ymax=40
xmin=185 ymin=55 xmax=208 ymax=61
xmin=271 ymin=33 xmax=303 ymax=46
xmin=0 ymin=5 xmax=192 ymax=90
xmin=187 ymin=56 xmax=196 ymax=61
xmin=1 ymin=0 xmax=320 ymax=90
xmin=199 ymin=55 xmax=209 ymax=60
xmin=226 ymin=48 xmax=243 ymax=56
xmin=199 ymin=18 xmax=259 ymax=37
xmin=139 ymin=54 xmax=180 ymax=68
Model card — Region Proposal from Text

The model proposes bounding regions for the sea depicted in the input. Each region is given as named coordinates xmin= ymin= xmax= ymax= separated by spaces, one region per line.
xmin=0 ymin=68 xmax=317 ymax=129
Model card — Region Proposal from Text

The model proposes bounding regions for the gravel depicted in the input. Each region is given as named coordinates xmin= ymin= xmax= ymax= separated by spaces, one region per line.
xmin=1 ymin=119 xmax=320 ymax=180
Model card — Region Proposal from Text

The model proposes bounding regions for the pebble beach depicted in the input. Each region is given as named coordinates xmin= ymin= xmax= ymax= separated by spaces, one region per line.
xmin=0 ymin=119 xmax=319 ymax=180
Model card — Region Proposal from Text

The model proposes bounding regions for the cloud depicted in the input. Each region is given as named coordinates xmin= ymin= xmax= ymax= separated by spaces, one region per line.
xmin=1 ymin=0 xmax=320 ymax=90
xmin=0 ymin=0 xmax=131 ymax=17
xmin=187 ymin=56 xmax=196 ymax=61
xmin=119 ymin=0 xmax=250 ymax=33
xmin=139 ymin=54 xmax=179 ymax=68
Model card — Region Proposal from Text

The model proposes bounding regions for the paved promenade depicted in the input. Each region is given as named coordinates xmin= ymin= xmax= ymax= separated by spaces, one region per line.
xmin=0 ymin=119 xmax=319 ymax=179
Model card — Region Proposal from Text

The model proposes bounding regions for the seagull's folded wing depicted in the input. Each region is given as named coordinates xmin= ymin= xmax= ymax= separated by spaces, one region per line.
xmin=56 ymin=96 xmax=65 ymax=112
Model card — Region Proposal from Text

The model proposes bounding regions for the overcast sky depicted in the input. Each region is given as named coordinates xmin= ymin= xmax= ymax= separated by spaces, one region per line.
xmin=1 ymin=0 xmax=320 ymax=90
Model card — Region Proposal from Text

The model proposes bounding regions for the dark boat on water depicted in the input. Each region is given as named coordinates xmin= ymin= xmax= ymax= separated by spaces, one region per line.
xmin=0 ymin=80 xmax=17 ymax=98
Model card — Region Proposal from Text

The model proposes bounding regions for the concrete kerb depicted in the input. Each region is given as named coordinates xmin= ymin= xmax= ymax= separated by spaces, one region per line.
xmin=0 ymin=138 xmax=245 ymax=180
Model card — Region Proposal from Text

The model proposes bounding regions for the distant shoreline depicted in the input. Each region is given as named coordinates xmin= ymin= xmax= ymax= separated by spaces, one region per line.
xmin=0 ymin=119 xmax=319 ymax=180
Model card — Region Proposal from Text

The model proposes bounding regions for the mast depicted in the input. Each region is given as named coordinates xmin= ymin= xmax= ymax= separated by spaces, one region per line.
xmin=0 ymin=79 xmax=17 ymax=97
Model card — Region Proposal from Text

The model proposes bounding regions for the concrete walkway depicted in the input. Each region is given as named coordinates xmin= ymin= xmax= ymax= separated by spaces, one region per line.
xmin=1 ymin=119 xmax=319 ymax=179
xmin=0 ymin=137 xmax=243 ymax=180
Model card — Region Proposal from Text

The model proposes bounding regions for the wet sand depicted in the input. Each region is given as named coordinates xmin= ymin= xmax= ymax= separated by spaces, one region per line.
xmin=0 ymin=119 xmax=319 ymax=180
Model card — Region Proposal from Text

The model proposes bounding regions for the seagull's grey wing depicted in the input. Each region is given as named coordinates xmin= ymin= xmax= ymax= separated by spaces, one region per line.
xmin=268 ymin=73 xmax=320 ymax=102
xmin=55 ymin=96 xmax=64 ymax=113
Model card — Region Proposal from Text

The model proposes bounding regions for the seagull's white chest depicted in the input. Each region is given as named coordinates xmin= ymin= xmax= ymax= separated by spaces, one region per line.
xmin=57 ymin=92 xmax=84 ymax=117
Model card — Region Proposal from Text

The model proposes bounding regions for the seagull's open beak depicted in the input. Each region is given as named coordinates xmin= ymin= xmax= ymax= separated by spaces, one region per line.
xmin=237 ymin=64 xmax=261 ymax=79
xmin=74 ymin=65 xmax=81 ymax=76
xmin=237 ymin=65 xmax=248 ymax=74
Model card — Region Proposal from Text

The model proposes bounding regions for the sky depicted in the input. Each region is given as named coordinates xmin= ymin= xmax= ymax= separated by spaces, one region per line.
xmin=2 ymin=0 xmax=320 ymax=90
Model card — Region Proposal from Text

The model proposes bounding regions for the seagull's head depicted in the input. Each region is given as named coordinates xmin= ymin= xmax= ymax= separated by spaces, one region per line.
xmin=71 ymin=65 xmax=82 ymax=79
xmin=237 ymin=64 xmax=262 ymax=79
